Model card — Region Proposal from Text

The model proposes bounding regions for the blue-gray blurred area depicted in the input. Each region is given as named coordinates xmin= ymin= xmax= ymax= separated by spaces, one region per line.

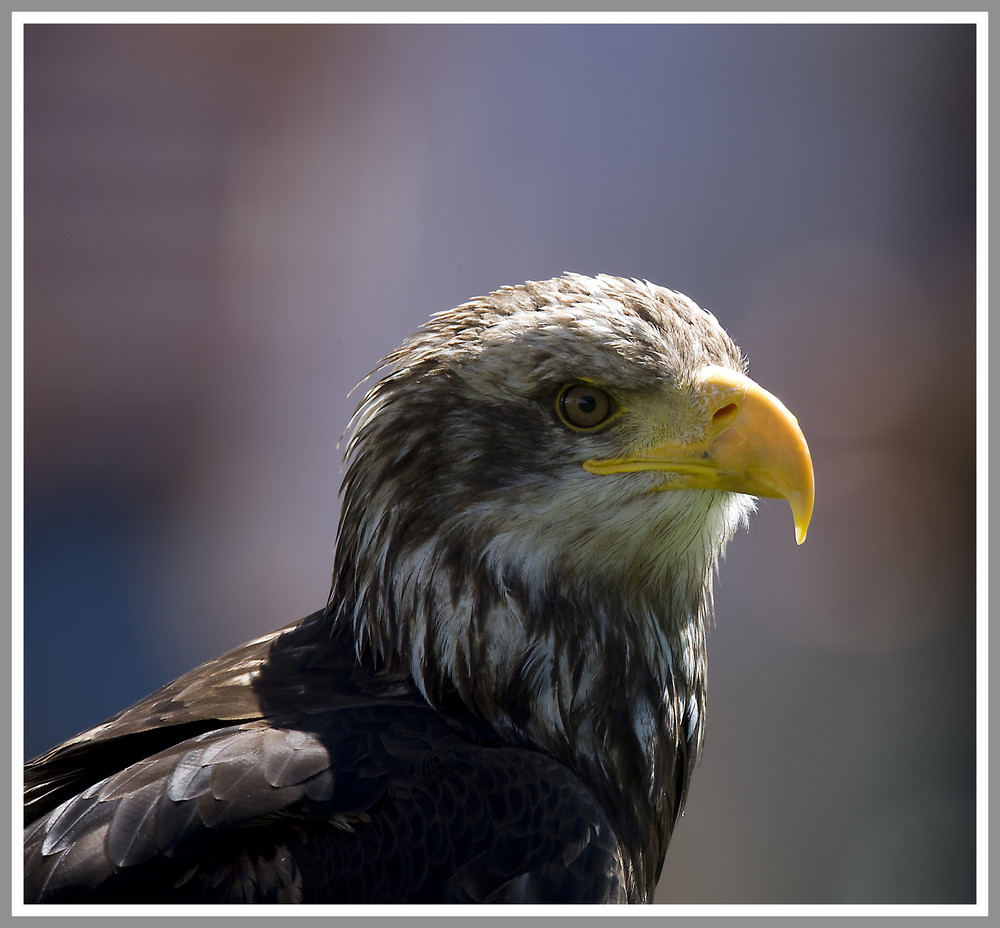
xmin=22 ymin=23 xmax=976 ymax=904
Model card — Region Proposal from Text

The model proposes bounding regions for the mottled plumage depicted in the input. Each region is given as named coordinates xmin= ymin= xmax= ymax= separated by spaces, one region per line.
xmin=24 ymin=274 xmax=813 ymax=903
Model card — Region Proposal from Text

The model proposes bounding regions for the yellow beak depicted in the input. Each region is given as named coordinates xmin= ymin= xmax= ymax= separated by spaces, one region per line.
xmin=583 ymin=366 xmax=814 ymax=545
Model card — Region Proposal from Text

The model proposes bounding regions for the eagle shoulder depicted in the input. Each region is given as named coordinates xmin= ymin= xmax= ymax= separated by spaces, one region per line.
xmin=24 ymin=613 xmax=632 ymax=903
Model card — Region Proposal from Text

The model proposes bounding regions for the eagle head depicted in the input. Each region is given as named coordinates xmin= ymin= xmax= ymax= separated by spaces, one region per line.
xmin=328 ymin=274 xmax=812 ymax=825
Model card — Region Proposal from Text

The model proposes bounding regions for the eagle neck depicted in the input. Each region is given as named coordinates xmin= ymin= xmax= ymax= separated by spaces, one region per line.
xmin=330 ymin=531 xmax=712 ymax=899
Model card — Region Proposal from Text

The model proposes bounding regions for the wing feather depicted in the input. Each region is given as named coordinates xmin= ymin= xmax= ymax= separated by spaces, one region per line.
xmin=25 ymin=612 xmax=635 ymax=903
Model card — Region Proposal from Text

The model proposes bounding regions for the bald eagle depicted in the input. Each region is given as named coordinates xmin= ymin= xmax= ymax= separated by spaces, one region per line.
xmin=23 ymin=274 xmax=813 ymax=904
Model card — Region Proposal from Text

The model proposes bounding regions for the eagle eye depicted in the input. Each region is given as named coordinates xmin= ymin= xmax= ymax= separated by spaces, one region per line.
xmin=557 ymin=384 xmax=614 ymax=430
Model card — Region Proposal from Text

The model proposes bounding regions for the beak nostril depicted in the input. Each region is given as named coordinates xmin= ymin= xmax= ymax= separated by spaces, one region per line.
xmin=712 ymin=402 xmax=739 ymax=427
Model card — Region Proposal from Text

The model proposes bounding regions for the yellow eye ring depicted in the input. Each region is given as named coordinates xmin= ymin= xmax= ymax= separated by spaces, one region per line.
xmin=557 ymin=383 xmax=616 ymax=430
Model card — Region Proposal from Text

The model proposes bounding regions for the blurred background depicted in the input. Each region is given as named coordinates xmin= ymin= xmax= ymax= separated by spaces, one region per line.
xmin=22 ymin=23 xmax=976 ymax=904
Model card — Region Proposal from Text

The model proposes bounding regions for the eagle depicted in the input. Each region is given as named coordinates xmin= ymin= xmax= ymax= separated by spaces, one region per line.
xmin=23 ymin=274 xmax=813 ymax=904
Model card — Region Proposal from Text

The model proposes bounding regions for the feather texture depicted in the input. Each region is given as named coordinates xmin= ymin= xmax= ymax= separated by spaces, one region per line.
xmin=24 ymin=275 xmax=764 ymax=903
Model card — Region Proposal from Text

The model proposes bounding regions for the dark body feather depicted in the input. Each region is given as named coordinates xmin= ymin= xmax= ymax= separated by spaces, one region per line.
xmin=24 ymin=274 xmax=782 ymax=904
xmin=25 ymin=614 xmax=643 ymax=902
